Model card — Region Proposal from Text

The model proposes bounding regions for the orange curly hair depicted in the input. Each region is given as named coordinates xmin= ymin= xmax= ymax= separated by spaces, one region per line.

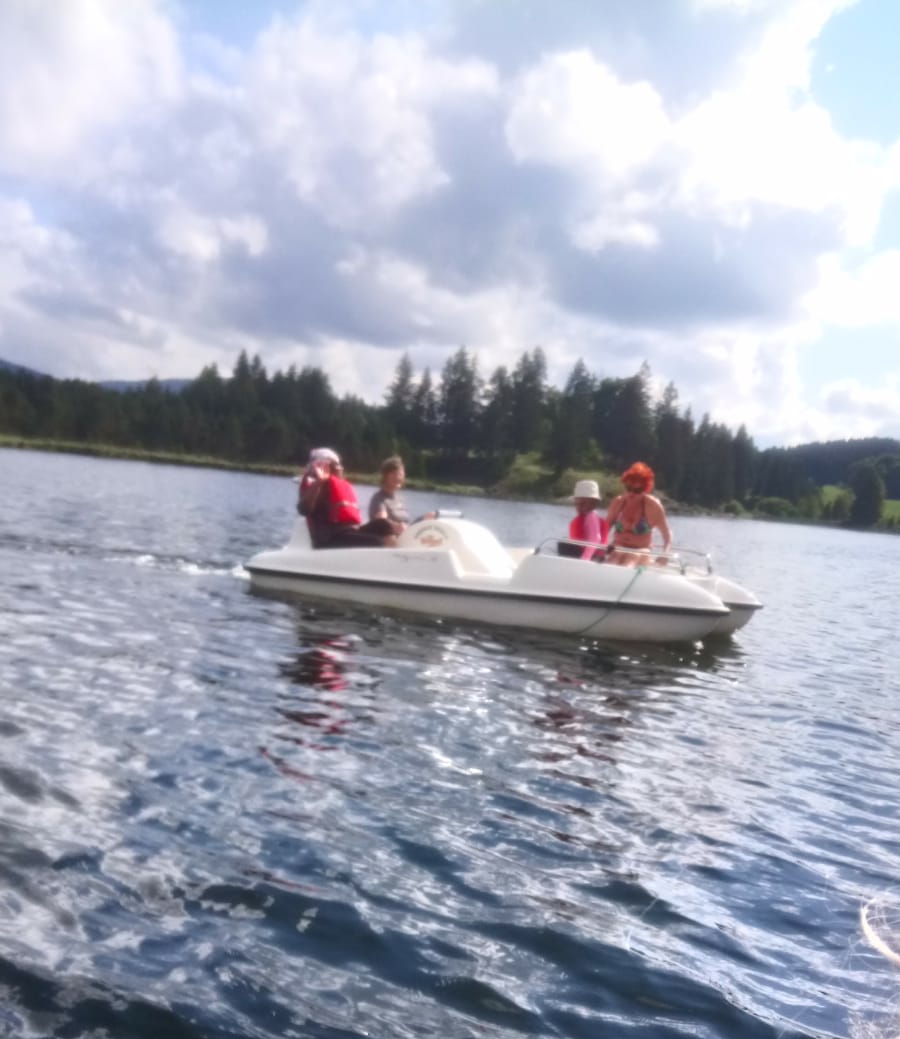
xmin=621 ymin=462 xmax=654 ymax=493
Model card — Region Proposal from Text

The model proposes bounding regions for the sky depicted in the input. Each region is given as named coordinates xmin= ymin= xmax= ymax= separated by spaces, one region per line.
xmin=1 ymin=0 xmax=899 ymax=448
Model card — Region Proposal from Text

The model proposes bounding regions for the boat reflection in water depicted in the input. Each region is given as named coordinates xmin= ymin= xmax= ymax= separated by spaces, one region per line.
xmin=259 ymin=636 xmax=358 ymax=780
xmin=280 ymin=637 xmax=350 ymax=693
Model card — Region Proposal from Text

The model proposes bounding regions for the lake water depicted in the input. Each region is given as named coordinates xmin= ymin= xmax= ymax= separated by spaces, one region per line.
xmin=1 ymin=447 xmax=899 ymax=1039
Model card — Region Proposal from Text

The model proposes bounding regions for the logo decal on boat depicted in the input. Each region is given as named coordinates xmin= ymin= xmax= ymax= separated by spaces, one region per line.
xmin=414 ymin=524 xmax=447 ymax=548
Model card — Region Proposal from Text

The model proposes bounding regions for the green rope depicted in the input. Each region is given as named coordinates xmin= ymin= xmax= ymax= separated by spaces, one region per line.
xmin=577 ymin=565 xmax=645 ymax=637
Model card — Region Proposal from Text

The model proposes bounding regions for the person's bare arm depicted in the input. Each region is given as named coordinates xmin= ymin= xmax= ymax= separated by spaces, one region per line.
xmin=649 ymin=498 xmax=672 ymax=553
xmin=299 ymin=461 xmax=329 ymax=514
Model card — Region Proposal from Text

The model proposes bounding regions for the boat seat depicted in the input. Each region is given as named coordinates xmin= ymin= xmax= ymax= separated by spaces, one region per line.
xmin=397 ymin=518 xmax=515 ymax=578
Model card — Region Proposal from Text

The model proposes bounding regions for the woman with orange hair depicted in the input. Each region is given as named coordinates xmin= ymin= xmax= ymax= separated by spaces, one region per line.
xmin=605 ymin=462 xmax=672 ymax=567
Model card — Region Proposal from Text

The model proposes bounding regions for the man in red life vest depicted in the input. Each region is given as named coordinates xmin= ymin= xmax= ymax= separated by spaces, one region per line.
xmin=298 ymin=448 xmax=396 ymax=548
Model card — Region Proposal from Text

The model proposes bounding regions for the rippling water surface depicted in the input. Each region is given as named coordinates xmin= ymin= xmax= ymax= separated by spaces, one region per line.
xmin=2 ymin=448 xmax=900 ymax=1039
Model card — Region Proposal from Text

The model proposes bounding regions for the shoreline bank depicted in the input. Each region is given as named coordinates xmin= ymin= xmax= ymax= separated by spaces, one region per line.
xmin=3 ymin=435 xmax=892 ymax=532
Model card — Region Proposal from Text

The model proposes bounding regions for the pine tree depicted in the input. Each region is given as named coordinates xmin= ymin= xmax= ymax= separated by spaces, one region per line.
xmin=411 ymin=369 xmax=438 ymax=449
xmin=481 ymin=366 xmax=515 ymax=453
xmin=438 ymin=347 xmax=481 ymax=455
xmin=385 ymin=353 xmax=416 ymax=442
xmin=547 ymin=359 xmax=595 ymax=471
xmin=849 ymin=461 xmax=885 ymax=527
xmin=601 ymin=363 xmax=655 ymax=469
xmin=511 ymin=348 xmax=548 ymax=453
xmin=654 ymin=381 xmax=684 ymax=493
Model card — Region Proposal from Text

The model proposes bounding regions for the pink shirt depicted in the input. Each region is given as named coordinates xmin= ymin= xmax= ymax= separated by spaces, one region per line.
xmin=570 ymin=510 xmax=608 ymax=560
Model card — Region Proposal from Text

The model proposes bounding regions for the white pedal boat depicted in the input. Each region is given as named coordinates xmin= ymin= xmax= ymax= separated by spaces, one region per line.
xmin=245 ymin=515 xmax=762 ymax=643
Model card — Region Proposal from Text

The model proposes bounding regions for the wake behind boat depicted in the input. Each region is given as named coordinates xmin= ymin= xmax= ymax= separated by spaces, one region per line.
xmin=245 ymin=514 xmax=762 ymax=643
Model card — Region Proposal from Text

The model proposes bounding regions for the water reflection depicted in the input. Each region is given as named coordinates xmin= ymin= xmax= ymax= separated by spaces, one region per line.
xmin=238 ymin=593 xmax=834 ymax=1039
xmin=279 ymin=637 xmax=350 ymax=693
xmin=262 ymin=602 xmax=751 ymax=782
xmin=7 ymin=451 xmax=898 ymax=1038
xmin=257 ymin=603 xmax=751 ymax=873
xmin=530 ymin=695 xmax=622 ymax=774
xmin=259 ymin=637 xmax=361 ymax=782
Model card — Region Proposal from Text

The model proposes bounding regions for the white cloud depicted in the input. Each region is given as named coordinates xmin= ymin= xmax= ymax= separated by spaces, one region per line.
xmin=0 ymin=0 xmax=899 ymax=445
xmin=506 ymin=51 xmax=669 ymax=180
xmin=815 ymin=375 xmax=900 ymax=442
xmin=246 ymin=15 xmax=497 ymax=226
xmin=0 ymin=0 xmax=181 ymax=176
xmin=806 ymin=250 xmax=900 ymax=326
xmin=498 ymin=4 xmax=895 ymax=289
xmin=505 ymin=51 xmax=670 ymax=252
xmin=822 ymin=375 xmax=900 ymax=420
xmin=0 ymin=198 xmax=75 ymax=292
xmin=674 ymin=86 xmax=889 ymax=246
xmin=690 ymin=0 xmax=772 ymax=11
xmin=157 ymin=209 xmax=269 ymax=263
xmin=674 ymin=0 xmax=895 ymax=249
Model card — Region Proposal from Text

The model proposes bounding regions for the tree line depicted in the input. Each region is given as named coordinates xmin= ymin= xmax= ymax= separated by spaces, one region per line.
xmin=1 ymin=349 xmax=897 ymax=526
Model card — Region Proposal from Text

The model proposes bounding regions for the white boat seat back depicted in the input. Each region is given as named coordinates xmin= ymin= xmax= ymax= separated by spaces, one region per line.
xmin=286 ymin=518 xmax=313 ymax=549
xmin=397 ymin=518 xmax=515 ymax=577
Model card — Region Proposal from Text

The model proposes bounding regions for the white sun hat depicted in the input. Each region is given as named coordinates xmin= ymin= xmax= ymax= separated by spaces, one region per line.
xmin=309 ymin=447 xmax=341 ymax=464
xmin=296 ymin=446 xmax=342 ymax=481
xmin=572 ymin=479 xmax=601 ymax=502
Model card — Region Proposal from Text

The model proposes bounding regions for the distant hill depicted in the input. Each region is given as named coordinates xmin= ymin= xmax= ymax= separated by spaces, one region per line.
xmin=774 ymin=437 xmax=900 ymax=486
xmin=0 ymin=357 xmax=45 ymax=378
xmin=99 ymin=378 xmax=190 ymax=393
xmin=0 ymin=356 xmax=187 ymax=393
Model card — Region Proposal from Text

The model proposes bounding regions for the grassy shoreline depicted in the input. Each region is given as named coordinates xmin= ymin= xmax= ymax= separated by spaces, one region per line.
xmin=0 ymin=435 xmax=784 ymax=515
xmin=0 ymin=435 xmax=488 ymax=496
xmin=4 ymin=434 xmax=896 ymax=528
xmin=0 ymin=435 xmax=298 ymax=476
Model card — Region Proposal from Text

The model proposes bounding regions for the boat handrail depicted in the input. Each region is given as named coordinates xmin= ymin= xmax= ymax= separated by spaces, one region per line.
xmin=667 ymin=546 xmax=714 ymax=574
xmin=409 ymin=508 xmax=463 ymax=524
xmin=534 ymin=535 xmax=607 ymax=557
xmin=601 ymin=544 xmax=715 ymax=575
xmin=609 ymin=544 xmax=681 ymax=572
xmin=535 ymin=538 xmax=714 ymax=576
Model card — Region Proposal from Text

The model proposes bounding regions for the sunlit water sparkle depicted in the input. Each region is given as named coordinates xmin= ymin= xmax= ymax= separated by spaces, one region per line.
xmin=1 ymin=448 xmax=900 ymax=1039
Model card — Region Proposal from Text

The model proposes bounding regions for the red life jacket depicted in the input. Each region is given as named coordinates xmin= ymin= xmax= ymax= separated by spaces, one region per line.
xmin=328 ymin=476 xmax=361 ymax=525
xmin=569 ymin=513 xmax=608 ymax=549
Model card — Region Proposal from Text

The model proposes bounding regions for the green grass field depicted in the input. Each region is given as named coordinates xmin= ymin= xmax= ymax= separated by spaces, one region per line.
xmin=820 ymin=484 xmax=848 ymax=505
xmin=883 ymin=498 xmax=900 ymax=521
xmin=823 ymin=483 xmax=900 ymax=523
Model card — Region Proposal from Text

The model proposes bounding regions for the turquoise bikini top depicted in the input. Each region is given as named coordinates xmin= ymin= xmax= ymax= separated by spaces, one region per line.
xmin=614 ymin=498 xmax=651 ymax=536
